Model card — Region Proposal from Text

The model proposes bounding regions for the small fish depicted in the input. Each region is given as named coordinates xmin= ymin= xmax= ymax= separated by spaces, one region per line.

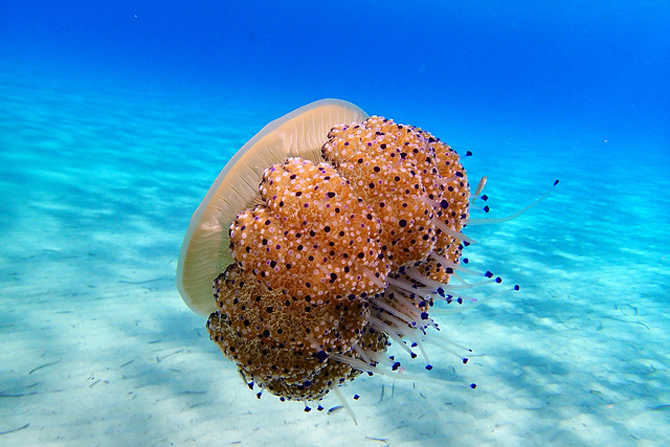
xmin=327 ymin=405 xmax=344 ymax=415
xmin=28 ymin=358 xmax=62 ymax=375
xmin=471 ymin=175 xmax=487 ymax=204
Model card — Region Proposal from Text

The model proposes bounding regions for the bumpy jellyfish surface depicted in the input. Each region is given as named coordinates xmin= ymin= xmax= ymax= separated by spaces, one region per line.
xmin=201 ymin=109 xmax=476 ymax=403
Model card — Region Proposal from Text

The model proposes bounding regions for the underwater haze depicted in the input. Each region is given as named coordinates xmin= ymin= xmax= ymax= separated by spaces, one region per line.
xmin=1 ymin=1 xmax=669 ymax=446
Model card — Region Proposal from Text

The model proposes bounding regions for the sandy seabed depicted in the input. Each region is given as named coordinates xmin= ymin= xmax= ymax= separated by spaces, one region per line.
xmin=1 ymin=70 xmax=669 ymax=446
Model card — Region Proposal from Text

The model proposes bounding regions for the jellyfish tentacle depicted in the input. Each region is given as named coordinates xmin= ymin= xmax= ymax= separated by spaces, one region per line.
xmin=464 ymin=179 xmax=560 ymax=226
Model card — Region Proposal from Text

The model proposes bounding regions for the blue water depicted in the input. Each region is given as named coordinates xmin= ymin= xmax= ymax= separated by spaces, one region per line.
xmin=1 ymin=1 xmax=669 ymax=445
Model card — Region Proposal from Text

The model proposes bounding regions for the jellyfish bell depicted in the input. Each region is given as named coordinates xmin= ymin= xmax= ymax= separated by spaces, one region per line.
xmin=177 ymin=99 xmax=369 ymax=317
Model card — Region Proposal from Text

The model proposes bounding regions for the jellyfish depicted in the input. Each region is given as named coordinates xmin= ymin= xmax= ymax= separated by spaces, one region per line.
xmin=176 ymin=99 xmax=555 ymax=419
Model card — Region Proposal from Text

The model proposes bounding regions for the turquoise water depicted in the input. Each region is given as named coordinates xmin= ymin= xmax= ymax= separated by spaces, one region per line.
xmin=1 ymin=2 xmax=669 ymax=446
